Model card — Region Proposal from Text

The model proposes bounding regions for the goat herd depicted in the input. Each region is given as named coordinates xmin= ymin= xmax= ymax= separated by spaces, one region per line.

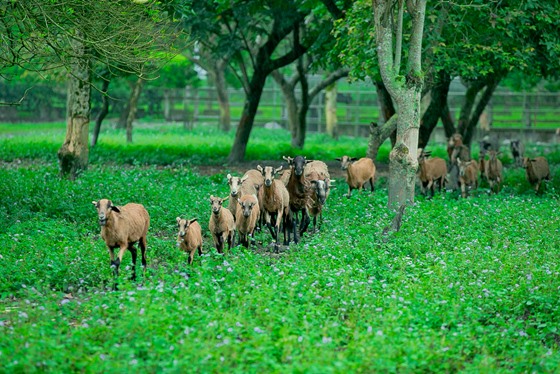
xmin=92 ymin=134 xmax=552 ymax=285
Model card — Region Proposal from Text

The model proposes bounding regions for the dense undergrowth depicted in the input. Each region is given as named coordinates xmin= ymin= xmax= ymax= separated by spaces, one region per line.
xmin=0 ymin=123 xmax=559 ymax=372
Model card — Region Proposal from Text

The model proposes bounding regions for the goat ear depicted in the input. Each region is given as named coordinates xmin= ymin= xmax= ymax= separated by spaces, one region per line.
xmin=256 ymin=165 xmax=263 ymax=173
xmin=188 ymin=218 xmax=198 ymax=225
xmin=92 ymin=201 xmax=98 ymax=207
xmin=275 ymin=165 xmax=283 ymax=174
xmin=210 ymin=195 xmax=215 ymax=201
xmin=240 ymin=175 xmax=248 ymax=184
xmin=222 ymin=196 xmax=230 ymax=202
xmin=282 ymin=156 xmax=293 ymax=164
xmin=305 ymin=159 xmax=313 ymax=164
xmin=176 ymin=217 xmax=181 ymax=225
xmin=227 ymin=173 xmax=232 ymax=182
xmin=111 ymin=205 xmax=121 ymax=213
xmin=335 ymin=157 xmax=341 ymax=161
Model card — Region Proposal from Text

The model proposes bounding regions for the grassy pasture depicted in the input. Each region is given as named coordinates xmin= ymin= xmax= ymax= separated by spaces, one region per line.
xmin=0 ymin=123 xmax=559 ymax=372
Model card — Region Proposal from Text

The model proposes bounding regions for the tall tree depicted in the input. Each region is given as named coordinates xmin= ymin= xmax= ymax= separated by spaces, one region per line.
xmin=373 ymin=0 xmax=427 ymax=208
xmin=1 ymin=0 xmax=178 ymax=178
xmin=272 ymin=66 xmax=349 ymax=148
xmin=180 ymin=0 xmax=343 ymax=162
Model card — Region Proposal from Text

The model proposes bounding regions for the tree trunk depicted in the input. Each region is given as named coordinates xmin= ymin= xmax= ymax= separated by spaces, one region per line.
xmin=58 ymin=39 xmax=91 ymax=180
xmin=272 ymin=70 xmax=299 ymax=143
xmin=374 ymin=0 xmax=427 ymax=209
xmin=228 ymin=68 xmax=267 ymax=163
xmin=126 ymin=77 xmax=144 ymax=143
xmin=418 ymin=70 xmax=451 ymax=148
xmin=293 ymin=58 xmax=309 ymax=149
xmin=388 ymin=88 xmax=422 ymax=209
xmin=214 ymin=60 xmax=231 ymax=132
xmin=440 ymin=102 xmax=456 ymax=138
xmin=325 ymin=83 xmax=337 ymax=138
xmin=374 ymin=80 xmax=397 ymax=147
xmin=462 ymin=77 xmax=501 ymax=146
xmin=456 ymin=79 xmax=485 ymax=139
xmin=91 ymin=77 xmax=111 ymax=147
xmin=367 ymin=115 xmax=398 ymax=161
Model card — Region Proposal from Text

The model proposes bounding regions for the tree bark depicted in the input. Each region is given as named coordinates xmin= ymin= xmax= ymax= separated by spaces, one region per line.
xmin=418 ymin=70 xmax=451 ymax=148
xmin=456 ymin=78 xmax=485 ymax=139
xmin=325 ymin=83 xmax=337 ymax=138
xmin=91 ymin=76 xmax=111 ymax=147
xmin=462 ymin=77 xmax=501 ymax=146
xmin=228 ymin=67 xmax=268 ymax=163
xmin=374 ymin=80 xmax=396 ymax=146
xmin=440 ymin=102 xmax=456 ymax=138
xmin=214 ymin=60 xmax=231 ymax=132
xmin=294 ymin=57 xmax=309 ymax=149
xmin=367 ymin=115 xmax=398 ymax=161
xmin=58 ymin=39 xmax=91 ymax=180
xmin=126 ymin=77 xmax=144 ymax=143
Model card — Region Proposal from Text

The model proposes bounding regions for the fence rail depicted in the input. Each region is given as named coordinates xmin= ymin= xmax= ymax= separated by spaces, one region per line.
xmin=1 ymin=83 xmax=559 ymax=135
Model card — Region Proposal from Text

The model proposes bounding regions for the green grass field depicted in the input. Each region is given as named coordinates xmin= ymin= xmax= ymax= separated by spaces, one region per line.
xmin=1 ymin=123 xmax=559 ymax=371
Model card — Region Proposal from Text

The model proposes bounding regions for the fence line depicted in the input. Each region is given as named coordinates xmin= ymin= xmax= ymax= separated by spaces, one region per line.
xmin=1 ymin=83 xmax=559 ymax=133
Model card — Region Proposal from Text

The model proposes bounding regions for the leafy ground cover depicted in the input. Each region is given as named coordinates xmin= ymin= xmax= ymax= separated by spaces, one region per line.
xmin=0 ymin=123 xmax=559 ymax=372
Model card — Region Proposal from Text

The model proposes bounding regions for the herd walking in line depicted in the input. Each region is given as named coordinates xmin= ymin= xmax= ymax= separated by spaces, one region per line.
xmin=92 ymin=134 xmax=552 ymax=286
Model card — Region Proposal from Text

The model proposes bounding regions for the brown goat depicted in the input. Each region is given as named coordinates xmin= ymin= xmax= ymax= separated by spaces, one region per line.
xmin=484 ymin=150 xmax=503 ymax=193
xmin=226 ymin=169 xmax=264 ymax=220
xmin=283 ymin=155 xmax=314 ymax=242
xmin=523 ymin=157 xmax=551 ymax=194
xmin=304 ymin=161 xmax=330 ymax=231
xmin=208 ymin=195 xmax=235 ymax=254
xmin=417 ymin=149 xmax=447 ymax=198
xmin=92 ymin=199 xmax=150 ymax=284
xmin=335 ymin=156 xmax=375 ymax=198
xmin=257 ymin=165 xmax=291 ymax=249
xmin=235 ymin=194 xmax=260 ymax=248
xmin=176 ymin=217 xmax=203 ymax=265
xmin=457 ymin=158 xmax=479 ymax=198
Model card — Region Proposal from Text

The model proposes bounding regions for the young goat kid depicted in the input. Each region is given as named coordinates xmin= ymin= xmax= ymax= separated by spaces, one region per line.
xmin=235 ymin=194 xmax=260 ymax=248
xmin=457 ymin=158 xmax=479 ymax=198
xmin=176 ymin=217 xmax=203 ymax=265
xmin=484 ymin=150 xmax=503 ymax=194
xmin=208 ymin=195 xmax=235 ymax=254
xmin=304 ymin=160 xmax=330 ymax=232
xmin=92 ymin=199 xmax=150 ymax=285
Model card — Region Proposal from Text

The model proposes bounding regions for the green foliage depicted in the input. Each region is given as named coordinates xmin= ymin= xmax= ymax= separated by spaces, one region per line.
xmin=1 ymin=124 xmax=560 ymax=370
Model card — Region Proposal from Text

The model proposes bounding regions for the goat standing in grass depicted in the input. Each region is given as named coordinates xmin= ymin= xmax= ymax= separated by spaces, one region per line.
xmin=92 ymin=199 xmax=150 ymax=287
xmin=417 ymin=149 xmax=447 ymax=198
xmin=209 ymin=195 xmax=235 ymax=254
xmin=304 ymin=160 xmax=330 ymax=232
xmin=176 ymin=217 xmax=203 ymax=265
xmin=523 ymin=157 xmax=550 ymax=194
xmin=335 ymin=156 xmax=375 ymax=198
xmin=484 ymin=150 xmax=503 ymax=194
xmin=284 ymin=155 xmax=313 ymax=243
xmin=257 ymin=165 xmax=291 ymax=250
xmin=457 ymin=158 xmax=479 ymax=198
